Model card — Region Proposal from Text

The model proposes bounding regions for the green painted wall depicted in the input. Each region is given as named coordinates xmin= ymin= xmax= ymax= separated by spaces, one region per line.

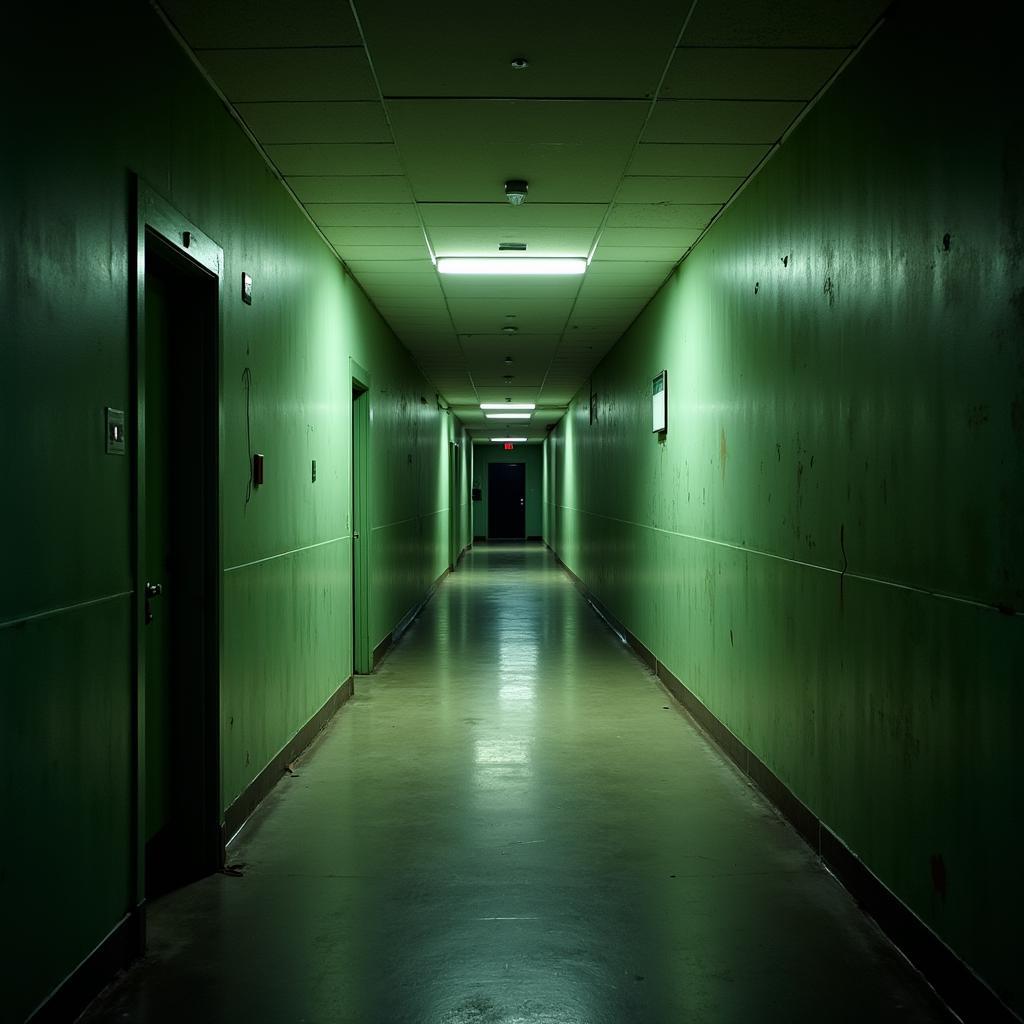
xmin=0 ymin=5 xmax=467 ymax=1020
xmin=544 ymin=6 xmax=1022 ymax=1014
xmin=472 ymin=443 xmax=543 ymax=538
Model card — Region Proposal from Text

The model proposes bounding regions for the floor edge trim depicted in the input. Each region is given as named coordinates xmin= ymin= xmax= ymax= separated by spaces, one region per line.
xmin=26 ymin=910 xmax=143 ymax=1024
xmin=548 ymin=544 xmax=1019 ymax=1024
xmin=222 ymin=675 xmax=355 ymax=844
xmin=372 ymin=550 xmax=467 ymax=669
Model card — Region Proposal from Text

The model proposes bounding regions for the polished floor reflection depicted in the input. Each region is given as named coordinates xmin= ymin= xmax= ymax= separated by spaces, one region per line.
xmin=86 ymin=544 xmax=950 ymax=1023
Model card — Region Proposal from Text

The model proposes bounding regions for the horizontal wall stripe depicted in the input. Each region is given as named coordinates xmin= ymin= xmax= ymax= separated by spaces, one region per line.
xmin=372 ymin=508 xmax=448 ymax=533
xmin=224 ymin=535 xmax=349 ymax=574
xmin=546 ymin=500 xmax=1018 ymax=617
xmin=0 ymin=591 xmax=132 ymax=632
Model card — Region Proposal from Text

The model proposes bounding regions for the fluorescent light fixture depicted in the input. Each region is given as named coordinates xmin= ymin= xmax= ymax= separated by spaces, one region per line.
xmin=480 ymin=403 xmax=535 ymax=410
xmin=491 ymin=437 xmax=527 ymax=442
xmin=486 ymin=413 xmax=530 ymax=419
xmin=437 ymin=257 xmax=586 ymax=276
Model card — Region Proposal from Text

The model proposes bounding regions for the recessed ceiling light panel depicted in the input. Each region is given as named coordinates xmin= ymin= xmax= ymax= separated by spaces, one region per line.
xmin=437 ymin=257 xmax=586 ymax=276
xmin=485 ymin=413 xmax=531 ymax=419
xmin=480 ymin=403 xmax=535 ymax=410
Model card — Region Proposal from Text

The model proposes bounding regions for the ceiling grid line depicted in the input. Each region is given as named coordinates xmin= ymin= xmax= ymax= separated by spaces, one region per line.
xmin=346 ymin=0 xmax=480 ymax=404
xmin=156 ymin=0 xmax=897 ymax=440
xmin=535 ymin=0 xmax=701 ymax=406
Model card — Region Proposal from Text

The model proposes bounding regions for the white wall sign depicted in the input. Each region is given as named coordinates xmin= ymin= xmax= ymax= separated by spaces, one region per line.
xmin=652 ymin=370 xmax=667 ymax=433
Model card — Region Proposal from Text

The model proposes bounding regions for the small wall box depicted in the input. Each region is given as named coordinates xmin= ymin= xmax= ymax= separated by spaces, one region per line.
xmin=652 ymin=370 xmax=667 ymax=433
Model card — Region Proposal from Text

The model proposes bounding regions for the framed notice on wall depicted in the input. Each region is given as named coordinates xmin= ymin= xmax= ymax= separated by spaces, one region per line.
xmin=652 ymin=370 xmax=667 ymax=433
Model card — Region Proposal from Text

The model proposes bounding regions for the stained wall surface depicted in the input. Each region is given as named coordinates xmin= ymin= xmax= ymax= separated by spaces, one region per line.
xmin=0 ymin=5 xmax=468 ymax=1019
xmin=543 ymin=5 xmax=1023 ymax=1013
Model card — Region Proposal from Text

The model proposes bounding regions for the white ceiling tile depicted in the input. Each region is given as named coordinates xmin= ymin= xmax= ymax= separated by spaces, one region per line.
xmin=345 ymin=260 xmax=436 ymax=275
xmin=440 ymin=276 xmax=582 ymax=299
xmin=266 ymin=145 xmax=402 ymax=176
xmin=356 ymin=3 xmax=691 ymax=98
xmin=160 ymin=0 xmax=362 ymax=47
xmin=235 ymin=102 xmax=390 ymax=144
xmin=616 ymin=176 xmax=744 ymax=204
xmin=289 ymin=176 xmax=413 ymax=203
xmin=662 ymin=47 xmax=847 ymax=101
xmin=607 ymin=204 xmax=720 ymax=229
xmin=585 ymin=260 xmax=676 ymax=279
xmin=321 ymin=226 xmax=425 ymax=247
xmin=629 ymin=143 xmax=771 ymax=176
xmin=592 ymin=244 xmax=687 ymax=262
xmin=196 ymin=48 xmax=376 ymax=102
xmin=306 ymin=203 xmax=420 ymax=227
xmin=420 ymin=203 xmax=607 ymax=229
xmin=389 ymin=100 xmax=646 ymax=202
xmin=682 ymin=0 xmax=889 ymax=47
xmin=428 ymin=227 xmax=595 ymax=257
xmin=337 ymin=244 xmax=430 ymax=260
xmin=599 ymin=227 xmax=702 ymax=249
xmin=644 ymin=99 xmax=803 ymax=144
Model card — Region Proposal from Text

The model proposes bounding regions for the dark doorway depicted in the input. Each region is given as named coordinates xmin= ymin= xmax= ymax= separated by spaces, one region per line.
xmin=488 ymin=462 xmax=526 ymax=539
xmin=351 ymin=377 xmax=371 ymax=673
xmin=448 ymin=441 xmax=460 ymax=569
xmin=141 ymin=230 xmax=220 ymax=898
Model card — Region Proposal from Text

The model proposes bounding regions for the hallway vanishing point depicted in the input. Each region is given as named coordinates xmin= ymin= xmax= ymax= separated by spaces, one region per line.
xmin=87 ymin=545 xmax=950 ymax=1023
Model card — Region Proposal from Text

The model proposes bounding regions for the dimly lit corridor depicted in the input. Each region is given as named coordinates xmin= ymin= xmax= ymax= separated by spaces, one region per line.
xmin=83 ymin=546 xmax=948 ymax=1023
xmin=4 ymin=1 xmax=1022 ymax=1022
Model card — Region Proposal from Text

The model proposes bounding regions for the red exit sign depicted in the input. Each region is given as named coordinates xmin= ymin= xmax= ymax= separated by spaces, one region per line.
xmin=503 ymin=443 xmax=514 ymax=450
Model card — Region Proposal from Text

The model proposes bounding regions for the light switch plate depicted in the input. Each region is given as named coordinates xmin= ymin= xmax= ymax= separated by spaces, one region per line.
xmin=105 ymin=407 xmax=126 ymax=455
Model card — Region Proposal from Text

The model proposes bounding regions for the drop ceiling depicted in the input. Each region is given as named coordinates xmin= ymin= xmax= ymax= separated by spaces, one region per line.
xmin=159 ymin=0 xmax=890 ymax=441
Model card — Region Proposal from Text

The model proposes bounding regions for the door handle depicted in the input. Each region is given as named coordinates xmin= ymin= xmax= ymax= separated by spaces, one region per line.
xmin=353 ymin=531 xmax=360 ymax=540
xmin=144 ymin=582 xmax=162 ymax=625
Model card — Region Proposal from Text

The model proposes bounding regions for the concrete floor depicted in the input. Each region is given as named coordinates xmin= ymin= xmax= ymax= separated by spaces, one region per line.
xmin=86 ymin=544 xmax=951 ymax=1023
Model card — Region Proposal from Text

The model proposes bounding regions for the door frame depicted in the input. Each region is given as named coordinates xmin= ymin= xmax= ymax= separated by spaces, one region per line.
xmin=487 ymin=461 xmax=527 ymax=539
xmin=131 ymin=178 xmax=224 ymax=910
xmin=448 ymin=440 xmax=460 ymax=570
xmin=350 ymin=360 xmax=372 ymax=674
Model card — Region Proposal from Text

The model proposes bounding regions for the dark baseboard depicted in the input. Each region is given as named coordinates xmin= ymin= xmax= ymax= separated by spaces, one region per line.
xmin=222 ymin=675 xmax=354 ymax=843
xmin=547 ymin=544 xmax=1020 ymax=1024
xmin=27 ymin=909 xmax=143 ymax=1024
xmin=372 ymin=631 xmax=393 ymax=668
xmin=527 ymin=535 xmax=543 ymax=541
xmin=372 ymin=557 xmax=460 ymax=669
xmin=473 ymin=535 xmax=486 ymax=542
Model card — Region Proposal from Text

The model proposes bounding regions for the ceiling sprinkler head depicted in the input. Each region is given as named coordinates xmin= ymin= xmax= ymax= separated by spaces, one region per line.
xmin=502 ymin=325 xmax=518 ymax=334
xmin=504 ymin=355 xmax=513 ymax=364
xmin=504 ymin=180 xmax=528 ymax=206
xmin=510 ymin=57 xmax=529 ymax=70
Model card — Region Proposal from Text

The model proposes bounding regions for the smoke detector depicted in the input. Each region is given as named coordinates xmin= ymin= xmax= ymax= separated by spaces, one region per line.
xmin=502 ymin=325 xmax=518 ymax=335
xmin=510 ymin=57 xmax=529 ymax=70
xmin=504 ymin=180 xmax=528 ymax=206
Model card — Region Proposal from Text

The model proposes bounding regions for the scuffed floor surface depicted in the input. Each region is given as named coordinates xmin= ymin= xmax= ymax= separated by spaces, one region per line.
xmin=84 ymin=544 xmax=951 ymax=1023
